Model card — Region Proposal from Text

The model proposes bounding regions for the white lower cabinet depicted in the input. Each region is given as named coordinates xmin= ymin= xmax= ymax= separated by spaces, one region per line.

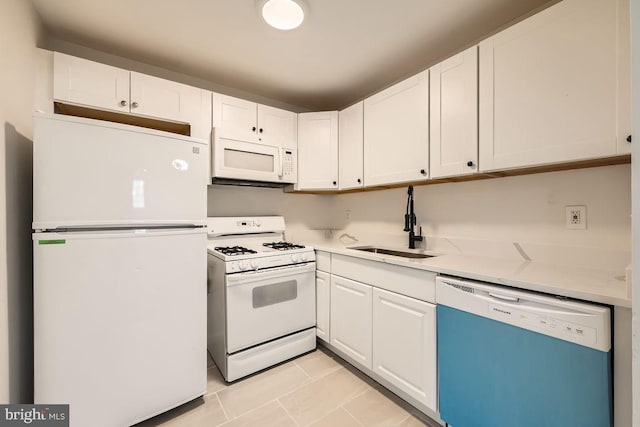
xmin=321 ymin=254 xmax=438 ymax=418
xmin=330 ymin=275 xmax=372 ymax=370
xmin=372 ymin=288 xmax=437 ymax=412
xmin=315 ymin=270 xmax=330 ymax=343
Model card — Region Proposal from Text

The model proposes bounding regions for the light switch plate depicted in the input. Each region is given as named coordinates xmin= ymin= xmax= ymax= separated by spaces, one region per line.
xmin=565 ymin=205 xmax=587 ymax=229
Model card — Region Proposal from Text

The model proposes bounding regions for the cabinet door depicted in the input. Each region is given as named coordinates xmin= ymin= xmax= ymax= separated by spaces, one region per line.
xmin=364 ymin=70 xmax=429 ymax=186
xmin=316 ymin=271 xmax=330 ymax=343
xmin=190 ymin=89 xmax=213 ymax=142
xmin=430 ymin=47 xmax=478 ymax=178
xmin=257 ymin=104 xmax=297 ymax=149
xmin=53 ymin=52 xmax=130 ymax=113
xmin=479 ymin=0 xmax=630 ymax=172
xmin=211 ymin=93 xmax=259 ymax=143
xmin=339 ymin=102 xmax=364 ymax=190
xmin=372 ymin=288 xmax=436 ymax=411
xmin=130 ymin=72 xmax=207 ymax=128
xmin=296 ymin=111 xmax=339 ymax=190
xmin=330 ymin=275 xmax=372 ymax=370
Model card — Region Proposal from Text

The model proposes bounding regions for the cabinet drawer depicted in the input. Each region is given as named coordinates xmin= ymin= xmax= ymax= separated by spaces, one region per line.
xmin=316 ymin=251 xmax=331 ymax=272
xmin=332 ymin=254 xmax=435 ymax=303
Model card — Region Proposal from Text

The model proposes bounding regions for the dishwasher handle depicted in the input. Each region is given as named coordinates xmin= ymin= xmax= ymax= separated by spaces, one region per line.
xmin=488 ymin=292 xmax=520 ymax=303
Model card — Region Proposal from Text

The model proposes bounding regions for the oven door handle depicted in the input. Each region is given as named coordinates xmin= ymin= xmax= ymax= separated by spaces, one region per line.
xmin=226 ymin=262 xmax=316 ymax=285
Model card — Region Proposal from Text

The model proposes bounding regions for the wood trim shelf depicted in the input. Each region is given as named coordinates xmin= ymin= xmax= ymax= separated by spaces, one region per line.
xmin=285 ymin=154 xmax=631 ymax=194
xmin=54 ymin=102 xmax=191 ymax=136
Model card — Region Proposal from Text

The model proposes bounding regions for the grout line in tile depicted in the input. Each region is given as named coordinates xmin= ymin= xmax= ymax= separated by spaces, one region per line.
xmin=286 ymin=364 xmax=347 ymax=398
xmin=394 ymin=413 xmax=413 ymax=427
xmin=275 ymin=397 xmax=302 ymax=427
xmin=294 ymin=361 xmax=313 ymax=380
xmin=227 ymin=398 xmax=292 ymax=426
xmin=339 ymin=385 xmax=372 ymax=409
xmin=213 ymin=392 xmax=230 ymax=426
xmin=342 ymin=406 xmax=367 ymax=427
xmin=298 ymin=363 xmax=344 ymax=382
xmin=215 ymin=366 xmax=312 ymax=421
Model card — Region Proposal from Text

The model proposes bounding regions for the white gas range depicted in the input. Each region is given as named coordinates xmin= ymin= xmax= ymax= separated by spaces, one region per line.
xmin=206 ymin=216 xmax=317 ymax=382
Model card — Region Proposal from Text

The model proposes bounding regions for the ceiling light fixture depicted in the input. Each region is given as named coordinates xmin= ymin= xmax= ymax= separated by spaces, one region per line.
xmin=262 ymin=0 xmax=304 ymax=31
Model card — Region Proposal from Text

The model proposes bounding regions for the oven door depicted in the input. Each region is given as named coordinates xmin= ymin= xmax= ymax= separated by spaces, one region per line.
xmin=212 ymin=129 xmax=296 ymax=183
xmin=225 ymin=262 xmax=316 ymax=353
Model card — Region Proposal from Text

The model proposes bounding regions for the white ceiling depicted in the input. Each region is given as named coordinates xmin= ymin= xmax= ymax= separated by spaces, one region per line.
xmin=30 ymin=0 xmax=554 ymax=111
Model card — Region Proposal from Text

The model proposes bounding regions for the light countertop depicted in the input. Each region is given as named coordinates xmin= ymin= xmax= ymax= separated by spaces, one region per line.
xmin=310 ymin=242 xmax=631 ymax=308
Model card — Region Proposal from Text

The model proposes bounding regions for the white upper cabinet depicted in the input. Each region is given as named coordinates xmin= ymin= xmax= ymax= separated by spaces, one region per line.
xmin=339 ymin=101 xmax=364 ymax=190
xmin=211 ymin=94 xmax=258 ymax=143
xmin=53 ymin=52 xmax=212 ymax=140
xmin=54 ymin=52 xmax=130 ymax=113
xmin=364 ymin=70 xmax=429 ymax=186
xmin=296 ymin=111 xmax=339 ymax=190
xmin=479 ymin=0 xmax=631 ymax=172
xmin=212 ymin=93 xmax=297 ymax=148
xmin=258 ymin=104 xmax=298 ymax=149
xmin=129 ymin=72 xmax=211 ymax=138
xmin=430 ymin=47 xmax=478 ymax=178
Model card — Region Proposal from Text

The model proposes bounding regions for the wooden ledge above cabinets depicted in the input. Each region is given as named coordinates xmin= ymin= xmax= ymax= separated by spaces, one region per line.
xmin=52 ymin=52 xmax=211 ymax=140
xmin=284 ymin=154 xmax=631 ymax=195
xmin=54 ymin=102 xmax=192 ymax=136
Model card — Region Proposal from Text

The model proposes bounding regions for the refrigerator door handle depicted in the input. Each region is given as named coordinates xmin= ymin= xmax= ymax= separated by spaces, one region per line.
xmin=49 ymin=224 xmax=205 ymax=233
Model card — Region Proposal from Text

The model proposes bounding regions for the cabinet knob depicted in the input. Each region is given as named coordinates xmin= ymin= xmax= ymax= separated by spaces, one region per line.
xmin=252 ymin=126 xmax=257 ymax=132
xmin=357 ymin=178 xmax=361 ymax=184
xmin=420 ymin=169 xmax=426 ymax=175
xmin=627 ymin=135 xmax=632 ymax=143
xmin=259 ymin=128 xmax=264 ymax=133
xmin=332 ymin=181 xmax=337 ymax=186
xmin=131 ymin=102 xmax=139 ymax=109
xmin=467 ymin=161 xmax=475 ymax=167
xmin=119 ymin=100 xmax=127 ymax=107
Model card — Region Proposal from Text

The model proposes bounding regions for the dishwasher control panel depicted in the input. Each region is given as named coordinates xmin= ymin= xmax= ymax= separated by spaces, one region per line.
xmin=487 ymin=302 xmax=597 ymax=347
xmin=436 ymin=276 xmax=611 ymax=352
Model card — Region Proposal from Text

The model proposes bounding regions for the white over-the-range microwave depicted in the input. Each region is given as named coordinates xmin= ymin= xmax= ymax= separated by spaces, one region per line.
xmin=210 ymin=128 xmax=297 ymax=186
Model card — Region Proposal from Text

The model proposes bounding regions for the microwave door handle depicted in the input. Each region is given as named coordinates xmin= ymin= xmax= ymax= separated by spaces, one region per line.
xmin=277 ymin=148 xmax=284 ymax=178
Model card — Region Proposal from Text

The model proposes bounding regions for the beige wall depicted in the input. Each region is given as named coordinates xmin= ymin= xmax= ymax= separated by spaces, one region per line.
xmin=208 ymin=165 xmax=631 ymax=270
xmin=207 ymin=185 xmax=336 ymax=242
xmin=0 ymin=0 xmax=42 ymax=403
xmin=631 ymin=0 xmax=639 ymax=424
xmin=333 ymin=165 xmax=631 ymax=267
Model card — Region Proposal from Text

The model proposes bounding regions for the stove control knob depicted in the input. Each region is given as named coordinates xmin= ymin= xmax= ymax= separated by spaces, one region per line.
xmin=250 ymin=260 xmax=259 ymax=270
xmin=299 ymin=253 xmax=309 ymax=262
xmin=238 ymin=260 xmax=249 ymax=271
xmin=291 ymin=254 xmax=300 ymax=263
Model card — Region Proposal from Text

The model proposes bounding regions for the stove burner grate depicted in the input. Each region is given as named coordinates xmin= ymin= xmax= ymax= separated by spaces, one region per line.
xmin=262 ymin=241 xmax=306 ymax=251
xmin=214 ymin=246 xmax=258 ymax=256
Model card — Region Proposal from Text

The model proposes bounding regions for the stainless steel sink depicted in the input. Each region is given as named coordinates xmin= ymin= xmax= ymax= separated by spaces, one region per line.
xmin=350 ymin=247 xmax=434 ymax=259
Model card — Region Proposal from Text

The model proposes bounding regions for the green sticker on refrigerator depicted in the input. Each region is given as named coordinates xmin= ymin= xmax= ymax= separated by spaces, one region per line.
xmin=38 ymin=239 xmax=66 ymax=245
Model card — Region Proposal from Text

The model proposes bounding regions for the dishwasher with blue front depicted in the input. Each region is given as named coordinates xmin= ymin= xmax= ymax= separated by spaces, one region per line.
xmin=436 ymin=275 xmax=612 ymax=427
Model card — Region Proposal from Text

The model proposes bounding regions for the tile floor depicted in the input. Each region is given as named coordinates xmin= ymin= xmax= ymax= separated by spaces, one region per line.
xmin=136 ymin=346 xmax=439 ymax=427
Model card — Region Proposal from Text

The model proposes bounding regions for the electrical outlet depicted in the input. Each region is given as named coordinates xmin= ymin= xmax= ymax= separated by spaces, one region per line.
xmin=565 ymin=205 xmax=587 ymax=229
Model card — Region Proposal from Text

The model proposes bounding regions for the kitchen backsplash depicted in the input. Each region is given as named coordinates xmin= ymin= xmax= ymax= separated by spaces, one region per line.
xmin=207 ymin=164 xmax=631 ymax=271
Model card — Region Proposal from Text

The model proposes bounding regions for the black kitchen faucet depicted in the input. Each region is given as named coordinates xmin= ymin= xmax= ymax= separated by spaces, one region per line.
xmin=404 ymin=185 xmax=423 ymax=249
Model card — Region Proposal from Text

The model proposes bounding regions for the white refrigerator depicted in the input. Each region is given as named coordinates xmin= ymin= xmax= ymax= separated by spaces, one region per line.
xmin=32 ymin=113 xmax=208 ymax=426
